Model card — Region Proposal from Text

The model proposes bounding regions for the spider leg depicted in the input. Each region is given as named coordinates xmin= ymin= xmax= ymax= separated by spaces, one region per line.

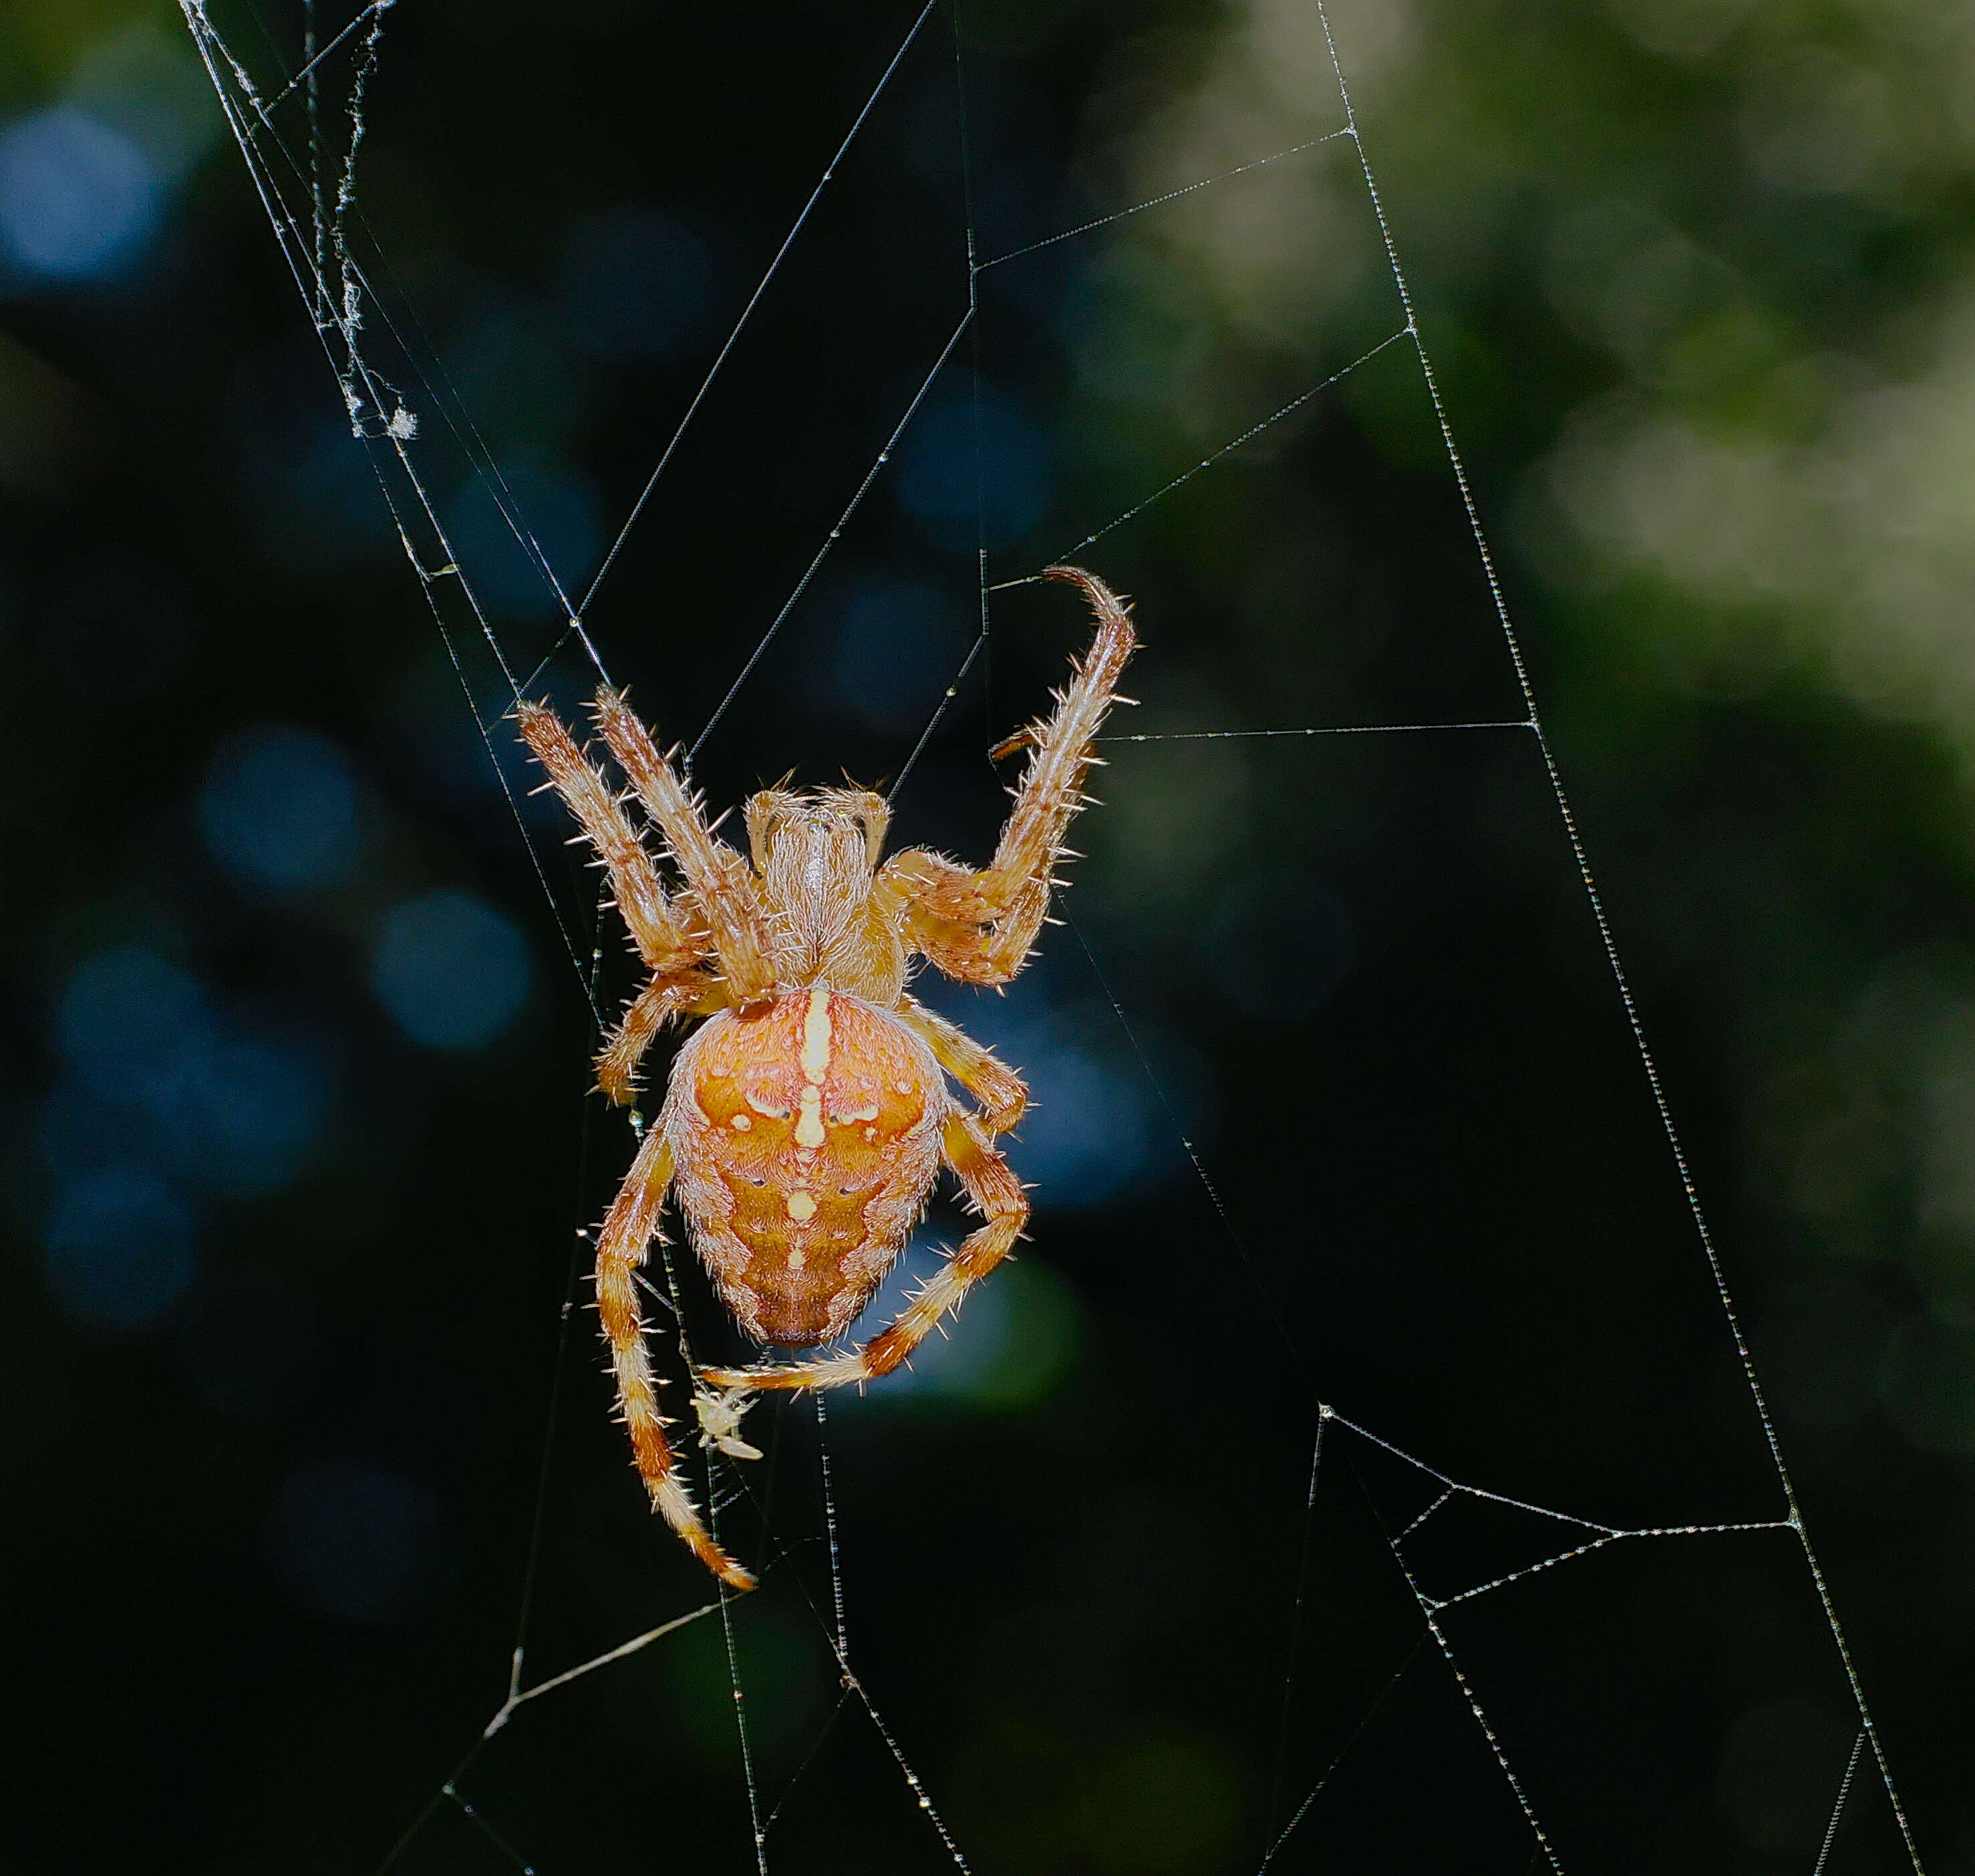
xmin=699 ymin=1113 xmax=1029 ymax=1392
xmin=514 ymin=700 xmax=707 ymax=973
xmin=595 ymin=967 xmax=728 ymax=1107
xmin=885 ymin=565 xmax=1136 ymax=985
xmin=895 ymin=996 xmax=1028 ymax=1135
xmin=596 ymin=1127 xmax=756 ymax=1589
xmin=591 ymin=687 xmax=778 ymax=1003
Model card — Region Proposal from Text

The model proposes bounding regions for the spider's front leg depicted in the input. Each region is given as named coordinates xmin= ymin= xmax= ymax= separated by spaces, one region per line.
xmin=700 ymin=1114 xmax=1029 ymax=1393
xmin=514 ymin=700 xmax=707 ymax=975
xmin=596 ymin=1127 xmax=756 ymax=1589
xmin=891 ymin=565 xmax=1137 ymax=985
xmin=516 ymin=701 xmax=730 ymax=1104
xmin=591 ymin=688 xmax=778 ymax=1004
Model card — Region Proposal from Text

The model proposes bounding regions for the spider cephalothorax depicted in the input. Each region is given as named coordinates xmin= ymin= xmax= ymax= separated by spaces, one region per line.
xmin=516 ymin=565 xmax=1138 ymax=1589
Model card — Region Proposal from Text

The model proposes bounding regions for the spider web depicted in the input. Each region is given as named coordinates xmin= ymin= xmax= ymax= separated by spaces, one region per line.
xmin=173 ymin=1 xmax=1932 ymax=1870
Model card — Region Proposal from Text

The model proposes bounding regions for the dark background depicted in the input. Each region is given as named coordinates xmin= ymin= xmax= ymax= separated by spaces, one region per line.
xmin=2 ymin=0 xmax=1972 ymax=1871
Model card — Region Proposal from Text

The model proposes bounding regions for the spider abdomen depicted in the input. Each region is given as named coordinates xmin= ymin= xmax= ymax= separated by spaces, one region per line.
xmin=663 ymin=989 xmax=950 ymax=1347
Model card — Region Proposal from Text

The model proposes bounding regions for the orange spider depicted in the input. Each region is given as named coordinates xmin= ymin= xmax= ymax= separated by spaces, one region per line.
xmin=516 ymin=565 xmax=1138 ymax=1589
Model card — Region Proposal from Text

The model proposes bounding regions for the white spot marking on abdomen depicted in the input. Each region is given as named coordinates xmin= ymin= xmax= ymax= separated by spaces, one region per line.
xmin=795 ymin=1086 xmax=824 ymax=1149
xmin=795 ymin=987 xmax=832 ymax=1148
xmin=801 ymin=986 xmax=832 ymax=1081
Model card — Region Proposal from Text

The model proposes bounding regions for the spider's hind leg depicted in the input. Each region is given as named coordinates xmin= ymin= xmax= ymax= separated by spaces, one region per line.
xmin=596 ymin=1128 xmax=756 ymax=1589
xmin=897 ymin=997 xmax=1028 ymax=1136
xmin=700 ymin=1114 xmax=1029 ymax=1393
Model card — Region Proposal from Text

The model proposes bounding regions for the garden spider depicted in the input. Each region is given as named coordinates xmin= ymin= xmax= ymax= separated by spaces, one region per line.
xmin=516 ymin=565 xmax=1138 ymax=1589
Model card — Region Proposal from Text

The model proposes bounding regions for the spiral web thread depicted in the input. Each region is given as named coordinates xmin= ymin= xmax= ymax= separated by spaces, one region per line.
xmin=174 ymin=0 xmax=1926 ymax=1869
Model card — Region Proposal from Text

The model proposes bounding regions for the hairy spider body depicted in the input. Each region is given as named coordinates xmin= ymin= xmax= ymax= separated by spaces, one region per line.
xmin=516 ymin=565 xmax=1137 ymax=1589
xmin=665 ymin=987 xmax=949 ymax=1347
